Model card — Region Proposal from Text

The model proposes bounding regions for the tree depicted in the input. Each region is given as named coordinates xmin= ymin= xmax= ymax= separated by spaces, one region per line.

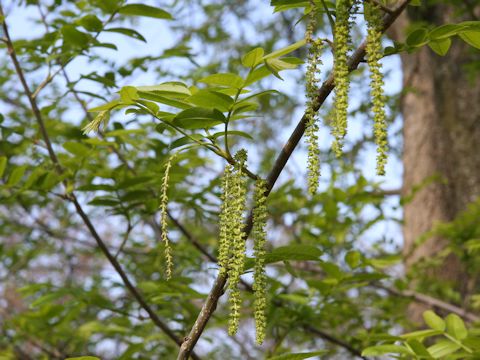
xmin=0 ymin=0 xmax=479 ymax=359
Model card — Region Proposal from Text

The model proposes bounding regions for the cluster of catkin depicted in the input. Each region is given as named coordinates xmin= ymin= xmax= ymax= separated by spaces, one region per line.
xmin=218 ymin=150 xmax=268 ymax=344
xmin=306 ymin=0 xmax=388 ymax=194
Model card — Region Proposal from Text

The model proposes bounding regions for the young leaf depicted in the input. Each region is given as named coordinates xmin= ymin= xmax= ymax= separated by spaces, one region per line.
xmin=267 ymin=351 xmax=328 ymax=360
xmin=0 ymin=156 xmax=6 ymax=178
xmin=242 ymin=47 xmax=265 ymax=68
xmin=199 ymin=73 xmax=244 ymax=88
xmin=186 ymin=90 xmax=233 ymax=112
xmin=262 ymin=39 xmax=306 ymax=60
xmin=118 ymin=4 xmax=173 ymax=20
xmin=172 ymin=107 xmax=226 ymax=129
xmin=104 ymin=27 xmax=147 ymax=42
xmin=362 ymin=345 xmax=413 ymax=356
xmin=445 ymin=313 xmax=468 ymax=340
xmin=423 ymin=310 xmax=446 ymax=331
xmin=428 ymin=38 xmax=452 ymax=56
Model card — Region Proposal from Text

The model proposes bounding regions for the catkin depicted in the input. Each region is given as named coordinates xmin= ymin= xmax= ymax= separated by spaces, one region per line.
xmin=218 ymin=164 xmax=234 ymax=275
xmin=305 ymin=3 xmax=323 ymax=195
xmin=332 ymin=0 xmax=352 ymax=157
xmin=365 ymin=2 xmax=388 ymax=175
xmin=160 ymin=154 xmax=175 ymax=280
xmin=252 ymin=179 xmax=268 ymax=344
xmin=227 ymin=150 xmax=248 ymax=336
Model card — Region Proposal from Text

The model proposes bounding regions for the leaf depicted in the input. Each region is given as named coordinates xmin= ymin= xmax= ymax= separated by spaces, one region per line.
xmin=65 ymin=357 xmax=100 ymax=360
xmin=445 ymin=314 xmax=468 ymax=340
xmin=242 ymin=47 xmax=264 ymax=68
xmin=137 ymin=82 xmax=191 ymax=97
xmin=0 ymin=156 xmax=6 ymax=178
xmin=362 ymin=345 xmax=413 ymax=356
xmin=264 ymin=58 xmax=298 ymax=80
xmin=427 ymin=339 xmax=461 ymax=358
xmin=406 ymin=28 xmax=429 ymax=47
xmin=118 ymin=4 xmax=173 ymax=20
xmin=172 ymin=107 xmax=226 ymax=129
xmin=262 ymin=39 xmax=306 ymax=60
xmin=186 ymin=90 xmax=233 ymax=112
xmin=428 ymin=38 xmax=451 ymax=56
xmin=267 ymin=351 xmax=328 ymax=360
xmin=105 ymin=27 xmax=146 ymax=42
xmin=211 ymin=130 xmax=253 ymax=140
xmin=78 ymin=14 xmax=103 ymax=32
xmin=119 ymin=86 xmax=139 ymax=104
xmin=423 ymin=310 xmax=446 ymax=331
xmin=266 ymin=245 xmax=322 ymax=264
xmin=61 ymin=25 xmax=90 ymax=48
xmin=7 ymin=165 xmax=27 ymax=186
xmin=63 ymin=142 xmax=90 ymax=157
xmin=459 ymin=30 xmax=480 ymax=49
xmin=198 ymin=73 xmax=244 ymax=88
xmin=400 ymin=329 xmax=443 ymax=340
xmin=429 ymin=24 xmax=463 ymax=40
xmin=88 ymin=99 xmax=123 ymax=112
xmin=345 ymin=251 xmax=361 ymax=268
xmin=406 ymin=340 xmax=432 ymax=358
xmin=171 ymin=134 xmax=205 ymax=149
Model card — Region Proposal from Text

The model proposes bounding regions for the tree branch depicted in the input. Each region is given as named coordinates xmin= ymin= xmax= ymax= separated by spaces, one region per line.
xmin=0 ymin=7 xmax=201 ymax=359
xmin=177 ymin=1 xmax=411 ymax=358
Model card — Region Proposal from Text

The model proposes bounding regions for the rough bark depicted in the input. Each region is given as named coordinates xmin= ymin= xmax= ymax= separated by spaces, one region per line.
xmin=395 ymin=5 xmax=480 ymax=320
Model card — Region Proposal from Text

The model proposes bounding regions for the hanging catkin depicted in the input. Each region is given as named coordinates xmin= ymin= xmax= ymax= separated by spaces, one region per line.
xmin=159 ymin=154 xmax=175 ymax=280
xmin=252 ymin=178 xmax=268 ymax=344
xmin=227 ymin=150 xmax=248 ymax=336
xmin=365 ymin=1 xmax=388 ymax=175
xmin=305 ymin=3 xmax=324 ymax=195
xmin=332 ymin=0 xmax=352 ymax=157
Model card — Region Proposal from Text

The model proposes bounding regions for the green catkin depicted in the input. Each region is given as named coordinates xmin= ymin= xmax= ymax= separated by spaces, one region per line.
xmin=218 ymin=164 xmax=234 ymax=275
xmin=305 ymin=3 xmax=323 ymax=195
xmin=332 ymin=0 xmax=352 ymax=157
xmin=160 ymin=155 xmax=175 ymax=280
xmin=364 ymin=2 xmax=388 ymax=175
xmin=252 ymin=179 xmax=268 ymax=344
xmin=227 ymin=150 xmax=248 ymax=336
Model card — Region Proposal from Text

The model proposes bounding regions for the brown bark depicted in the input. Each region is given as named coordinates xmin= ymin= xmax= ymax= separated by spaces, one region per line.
xmin=395 ymin=6 xmax=480 ymax=320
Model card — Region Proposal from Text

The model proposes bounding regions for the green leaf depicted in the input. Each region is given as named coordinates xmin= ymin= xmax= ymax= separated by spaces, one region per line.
xmin=401 ymin=329 xmax=443 ymax=340
xmin=198 ymin=73 xmax=244 ymax=88
xmin=0 ymin=156 xmax=6 ymax=178
xmin=429 ymin=24 xmax=463 ymax=40
xmin=88 ymin=99 xmax=123 ymax=112
xmin=65 ymin=357 xmax=100 ymax=360
xmin=427 ymin=339 xmax=461 ymax=358
xmin=459 ymin=30 xmax=480 ymax=49
xmin=266 ymin=245 xmax=322 ymax=264
xmin=137 ymin=82 xmax=191 ymax=98
xmin=172 ymin=107 xmax=226 ymax=129
xmin=428 ymin=38 xmax=451 ymax=56
xmin=7 ymin=165 xmax=27 ymax=186
xmin=262 ymin=39 xmax=306 ymax=60
xmin=105 ymin=27 xmax=146 ymax=42
xmin=61 ymin=25 xmax=90 ymax=48
xmin=267 ymin=351 xmax=328 ymax=360
xmin=211 ymin=130 xmax=253 ymax=140
xmin=407 ymin=340 xmax=432 ymax=358
xmin=242 ymin=47 xmax=264 ymax=68
xmin=345 ymin=251 xmax=361 ymax=268
xmin=264 ymin=58 xmax=298 ymax=80
xmin=423 ymin=310 xmax=446 ymax=331
xmin=445 ymin=314 xmax=468 ymax=340
xmin=362 ymin=345 xmax=413 ymax=356
xmin=186 ymin=90 xmax=233 ymax=112
xmin=63 ymin=142 xmax=90 ymax=157
xmin=118 ymin=4 xmax=173 ymax=20
xmin=119 ymin=86 xmax=139 ymax=104
xmin=406 ymin=28 xmax=429 ymax=47
xmin=78 ymin=14 xmax=103 ymax=32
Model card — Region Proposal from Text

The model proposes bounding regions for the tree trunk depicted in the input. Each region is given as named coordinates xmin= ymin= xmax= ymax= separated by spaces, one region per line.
xmin=396 ymin=5 xmax=480 ymax=321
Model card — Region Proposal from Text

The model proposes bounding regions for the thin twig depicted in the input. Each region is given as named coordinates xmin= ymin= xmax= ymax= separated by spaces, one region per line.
xmin=376 ymin=284 xmax=480 ymax=323
xmin=177 ymin=1 xmax=411 ymax=358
